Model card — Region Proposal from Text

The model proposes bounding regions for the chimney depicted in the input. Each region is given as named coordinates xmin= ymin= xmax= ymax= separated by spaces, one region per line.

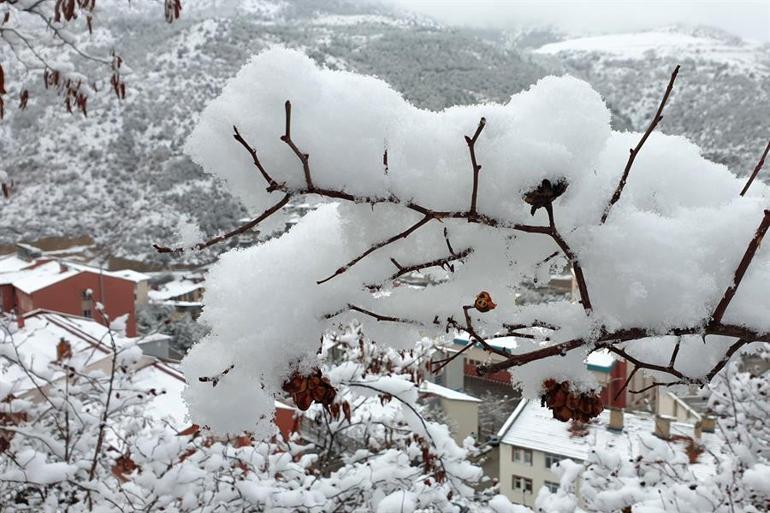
xmin=654 ymin=415 xmax=673 ymax=440
xmin=607 ymin=407 xmax=624 ymax=432
xmin=700 ymin=415 xmax=716 ymax=433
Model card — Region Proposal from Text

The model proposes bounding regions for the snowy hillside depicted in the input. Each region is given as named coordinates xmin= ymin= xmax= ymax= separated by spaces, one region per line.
xmin=1 ymin=9 xmax=767 ymax=264
xmin=530 ymin=26 xmax=770 ymax=174
xmin=536 ymin=27 xmax=770 ymax=73
xmin=0 ymin=0 xmax=546 ymax=263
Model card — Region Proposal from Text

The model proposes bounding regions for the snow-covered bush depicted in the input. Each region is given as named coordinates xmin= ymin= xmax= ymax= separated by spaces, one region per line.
xmin=174 ymin=48 xmax=770 ymax=438
xmin=0 ymin=317 xmax=496 ymax=512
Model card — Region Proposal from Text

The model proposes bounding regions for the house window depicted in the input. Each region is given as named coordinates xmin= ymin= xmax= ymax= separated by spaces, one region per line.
xmin=544 ymin=481 xmax=559 ymax=494
xmin=83 ymin=309 xmax=92 ymax=318
xmin=512 ymin=475 xmax=533 ymax=492
xmin=512 ymin=447 xmax=533 ymax=465
xmin=545 ymin=452 xmax=567 ymax=469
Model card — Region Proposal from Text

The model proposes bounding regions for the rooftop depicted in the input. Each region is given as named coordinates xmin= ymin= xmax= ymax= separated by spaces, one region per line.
xmin=61 ymin=261 xmax=150 ymax=283
xmin=149 ymin=279 xmax=204 ymax=302
xmin=419 ymin=380 xmax=481 ymax=403
xmin=11 ymin=262 xmax=79 ymax=294
xmin=0 ymin=254 xmax=33 ymax=274
xmin=497 ymin=398 xmax=720 ymax=464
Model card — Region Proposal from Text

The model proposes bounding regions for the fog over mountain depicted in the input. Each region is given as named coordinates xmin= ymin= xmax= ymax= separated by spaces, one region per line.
xmin=1 ymin=0 xmax=767 ymax=263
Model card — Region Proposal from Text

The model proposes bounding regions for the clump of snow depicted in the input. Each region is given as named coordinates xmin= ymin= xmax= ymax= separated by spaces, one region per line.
xmin=173 ymin=214 xmax=204 ymax=250
xmin=182 ymin=48 xmax=770 ymax=436
xmin=376 ymin=490 xmax=417 ymax=513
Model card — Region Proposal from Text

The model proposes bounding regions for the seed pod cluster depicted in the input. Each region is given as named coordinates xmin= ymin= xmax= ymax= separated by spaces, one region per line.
xmin=412 ymin=434 xmax=446 ymax=483
xmin=111 ymin=454 xmax=138 ymax=483
xmin=541 ymin=379 xmax=603 ymax=423
xmin=282 ymin=368 xmax=337 ymax=412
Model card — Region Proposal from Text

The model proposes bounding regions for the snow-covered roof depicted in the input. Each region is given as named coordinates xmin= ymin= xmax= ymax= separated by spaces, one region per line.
xmin=11 ymin=263 xmax=79 ymax=294
xmin=149 ymin=280 xmax=204 ymax=302
xmin=497 ymin=399 xmax=720 ymax=463
xmin=3 ymin=312 xmax=188 ymax=425
xmin=419 ymin=380 xmax=481 ymax=403
xmin=4 ymin=311 xmax=293 ymax=427
xmin=0 ymin=255 xmax=33 ymax=274
xmin=61 ymin=261 xmax=150 ymax=283
xmin=452 ymin=336 xmax=521 ymax=352
xmin=586 ymin=349 xmax=616 ymax=372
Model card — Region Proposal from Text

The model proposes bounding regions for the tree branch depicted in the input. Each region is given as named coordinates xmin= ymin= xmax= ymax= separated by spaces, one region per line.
xmin=323 ymin=304 xmax=423 ymax=325
xmin=316 ymin=215 xmax=434 ymax=285
xmin=601 ymin=65 xmax=680 ymax=224
xmin=153 ymin=193 xmax=291 ymax=254
xmin=465 ymin=117 xmax=486 ymax=216
xmin=711 ymin=209 xmax=770 ymax=323
xmin=739 ymin=139 xmax=770 ymax=196
xmin=280 ymin=100 xmax=314 ymax=190
xmin=388 ymin=247 xmax=474 ymax=280
xmin=233 ymin=125 xmax=281 ymax=191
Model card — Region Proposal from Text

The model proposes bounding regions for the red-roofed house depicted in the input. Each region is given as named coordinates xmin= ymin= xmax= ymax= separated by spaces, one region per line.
xmin=0 ymin=254 xmax=149 ymax=337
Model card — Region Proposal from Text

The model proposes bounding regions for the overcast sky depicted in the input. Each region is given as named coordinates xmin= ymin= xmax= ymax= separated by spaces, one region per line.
xmin=386 ymin=1 xmax=770 ymax=42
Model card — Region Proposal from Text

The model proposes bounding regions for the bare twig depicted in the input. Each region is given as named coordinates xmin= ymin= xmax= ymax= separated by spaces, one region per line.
xmin=153 ymin=194 xmax=291 ymax=254
xmin=324 ymin=304 xmax=422 ymax=325
xmin=317 ymin=215 xmax=434 ymax=284
xmin=233 ymin=125 xmax=281 ymax=190
xmin=430 ymin=343 xmax=474 ymax=373
xmin=739 ymin=139 xmax=770 ymax=196
xmin=281 ymin=100 xmax=314 ymax=190
xmin=479 ymin=338 xmax=586 ymax=375
xmin=711 ymin=209 xmax=770 ymax=323
xmin=614 ymin=365 xmax=639 ymax=401
xmin=550 ymin=229 xmax=592 ymax=313
xmin=601 ymin=65 xmax=680 ymax=224
xmin=389 ymin=248 xmax=474 ymax=280
xmin=198 ymin=364 xmax=235 ymax=387
xmin=465 ymin=117 xmax=486 ymax=216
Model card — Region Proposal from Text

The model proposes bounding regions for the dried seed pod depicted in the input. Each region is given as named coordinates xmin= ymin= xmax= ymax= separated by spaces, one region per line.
xmin=523 ymin=178 xmax=569 ymax=216
xmin=56 ymin=338 xmax=73 ymax=362
xmin=294 ymin=392 xmax=313 ymax=411
xmin=282 ymin=368 xmax=337 ymax=411
xmin=553 ymin=405 xmax=573 ymax=422
xmin=342 ymin=401 xmax=351 ymax=423
xmin=474 ymin=291 xmax=496 ymax=312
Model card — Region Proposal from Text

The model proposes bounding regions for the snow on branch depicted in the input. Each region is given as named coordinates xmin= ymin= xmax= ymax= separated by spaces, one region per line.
xmin=174 ymin=49 xmax=770 ymax=436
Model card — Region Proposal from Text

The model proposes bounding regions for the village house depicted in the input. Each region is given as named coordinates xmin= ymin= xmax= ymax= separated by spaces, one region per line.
xmin=495 ymin=398 xmax=718 ymax=508
xmin=0 ymin=252 xmax=150 ymax=337
xmin=419 ymin=380 xmax=481 ymax=443
xmin=148 ymin=277 xmax=206 ymax=320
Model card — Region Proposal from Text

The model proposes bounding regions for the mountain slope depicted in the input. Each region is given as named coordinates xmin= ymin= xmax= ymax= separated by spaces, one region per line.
xmin=530 ymin=26 xmax=770 ymax=174
xmin=0 ymin=0 xmax=547 ymax=263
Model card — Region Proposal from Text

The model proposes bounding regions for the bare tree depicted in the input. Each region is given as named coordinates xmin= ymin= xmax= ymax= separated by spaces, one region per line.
xmin=0 ymin=0 xmax=182 ymax=118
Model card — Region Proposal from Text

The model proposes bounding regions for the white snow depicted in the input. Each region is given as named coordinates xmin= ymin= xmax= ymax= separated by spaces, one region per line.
xmin=0 ymin=255 xmax=32 ymax=274
xmin=149 ymin=279 xmax=203 ymax=302
xmin=419 ymin=380 xmax=481 ymax=403
xmin=535 ymin=29 xmax=770 ymax=73
xmin=498 ymin=398 xmax=719 ymax=463
xmin=181 ymin=47 xmax=770 ymax=437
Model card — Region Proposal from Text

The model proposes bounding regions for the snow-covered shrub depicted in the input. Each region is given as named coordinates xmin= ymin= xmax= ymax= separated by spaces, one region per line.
xmin=0 ymin=317 xmax=496 ymax=512
xmin=175 ymin=48 xmax=769 ymax=438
